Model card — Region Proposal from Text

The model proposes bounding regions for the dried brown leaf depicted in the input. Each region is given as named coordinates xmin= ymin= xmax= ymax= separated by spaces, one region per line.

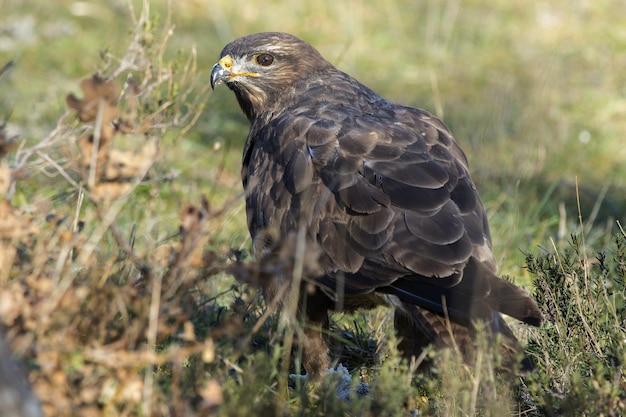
xmin=103 ymin=137 xmax=159 ymax=181
xmin=153 ymin=243 xmax=178 ymax=267
xmin=0 ymin=285 xmax=24 ymax=325
xmin=76 ymin=133 xmax=110 ymax=177
xmin=89 ymin=182 xmax=133 ymax=202
xmin=66 ymin=75 xmax=120 ymax=124
xmin=118 ymin=377 xmax=143 ymax=402
xmin=182 ymin=320 xmax=196 ymax=341
xmin=198 ymin=379 xmax=223 ymax=412
xmin=0 ymin=200 xmax=38 ymax=242
xmin=201 ymin=338 xmax=215 ymax=363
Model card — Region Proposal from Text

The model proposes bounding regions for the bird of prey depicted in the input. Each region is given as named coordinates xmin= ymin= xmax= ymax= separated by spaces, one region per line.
xmin=211 ymin=32 xmax=541 ymax=375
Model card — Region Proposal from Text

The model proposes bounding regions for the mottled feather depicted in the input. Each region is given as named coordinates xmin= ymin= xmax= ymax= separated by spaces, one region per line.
xmin=212 ymin=32 xmax=542 ymax=374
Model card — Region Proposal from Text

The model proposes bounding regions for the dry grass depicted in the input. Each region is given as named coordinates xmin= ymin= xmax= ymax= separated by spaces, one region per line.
xmin=0 ymin=5 xmax=223 ymax=415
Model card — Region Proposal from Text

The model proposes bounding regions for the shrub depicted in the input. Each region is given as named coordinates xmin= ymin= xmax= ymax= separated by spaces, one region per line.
xmin=525 ymin=231 xmax=626 ymax=416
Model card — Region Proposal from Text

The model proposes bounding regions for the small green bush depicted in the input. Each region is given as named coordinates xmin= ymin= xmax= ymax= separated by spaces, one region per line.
xmin=525 ymin=232 xmax=626 ymax=416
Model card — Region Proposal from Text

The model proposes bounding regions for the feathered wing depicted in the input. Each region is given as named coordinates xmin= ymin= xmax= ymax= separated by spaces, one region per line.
xmin=249 ymin=93 xmax=542 ymax=362
xmin=243 ymin=90 xmax=540 ymax=318
xmin=293 ymin=103 xmax=480 ymax=282
xmin=240 ymin=66 xmax=541 ymax=370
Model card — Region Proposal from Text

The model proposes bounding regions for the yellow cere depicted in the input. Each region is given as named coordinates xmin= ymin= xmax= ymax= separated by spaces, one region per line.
xmin=218 ymin=55 xmax=233 ymax=70
xmin=218 ymin=54 xmax=260 ymax=78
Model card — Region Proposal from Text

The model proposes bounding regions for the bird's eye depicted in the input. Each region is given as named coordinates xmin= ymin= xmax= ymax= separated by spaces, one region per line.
xmin=255 ymin=53 xmax=274 ymax=67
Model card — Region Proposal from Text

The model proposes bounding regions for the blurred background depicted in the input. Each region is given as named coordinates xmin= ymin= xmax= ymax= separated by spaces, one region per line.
xmin=2 ymin=0 xmax=625 ymax=279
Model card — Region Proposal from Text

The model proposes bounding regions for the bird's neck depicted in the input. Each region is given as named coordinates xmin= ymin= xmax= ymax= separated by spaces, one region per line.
xmin=235 ymin=95 xmax=256 ymax=123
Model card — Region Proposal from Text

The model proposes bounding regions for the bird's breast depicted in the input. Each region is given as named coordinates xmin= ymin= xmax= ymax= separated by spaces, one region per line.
xmin=243 ymin=132 xmax=327 ymax=247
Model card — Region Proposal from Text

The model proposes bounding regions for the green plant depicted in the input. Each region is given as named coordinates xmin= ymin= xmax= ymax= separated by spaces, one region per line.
xmin=525 ymin=230 xmax=626 ymax=415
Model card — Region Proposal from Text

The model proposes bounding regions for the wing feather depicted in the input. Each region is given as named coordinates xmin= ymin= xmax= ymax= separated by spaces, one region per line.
xmin=381 ymin=177 xmax=450 ymax=212
xmin=284 ymin=143 xmax=314 ymax=194
xmin=370 ymin=157 xmax=449 ymax=188
xmin=319 ymin=217 xmax=364 ymax=272
xmin=404 ymin=202 xmax=465 ymax=245
xmin=242 ymin=78 xmax=539 ymax=326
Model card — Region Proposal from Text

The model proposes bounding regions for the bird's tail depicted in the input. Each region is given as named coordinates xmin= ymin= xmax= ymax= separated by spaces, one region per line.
xmin=392 ymin=300 xmax=534 ymax=373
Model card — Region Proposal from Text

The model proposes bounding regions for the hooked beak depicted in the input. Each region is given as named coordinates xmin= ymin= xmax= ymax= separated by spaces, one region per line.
xmin=210 ymin=55 xmax=260 ymax=90
xmin=210 ymin=56 xmax=232 ymax=90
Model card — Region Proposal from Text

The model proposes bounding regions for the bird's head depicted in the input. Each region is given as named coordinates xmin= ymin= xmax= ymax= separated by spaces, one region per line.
xmin=211 ymin=32 xmax=331 ymax=122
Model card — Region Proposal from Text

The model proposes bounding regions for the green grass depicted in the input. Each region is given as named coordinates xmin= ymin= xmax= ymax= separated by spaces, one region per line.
xmin=1 ymin=0 xmax=625 ymax=415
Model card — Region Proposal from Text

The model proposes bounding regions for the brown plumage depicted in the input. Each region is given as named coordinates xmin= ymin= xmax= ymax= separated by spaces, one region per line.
xmin=211 ymin=32 xmax=542 ymax=375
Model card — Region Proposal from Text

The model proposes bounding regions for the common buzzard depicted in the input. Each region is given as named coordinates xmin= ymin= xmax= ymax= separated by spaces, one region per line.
xmin=211 ymin=32 xmax=541 ymax=375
